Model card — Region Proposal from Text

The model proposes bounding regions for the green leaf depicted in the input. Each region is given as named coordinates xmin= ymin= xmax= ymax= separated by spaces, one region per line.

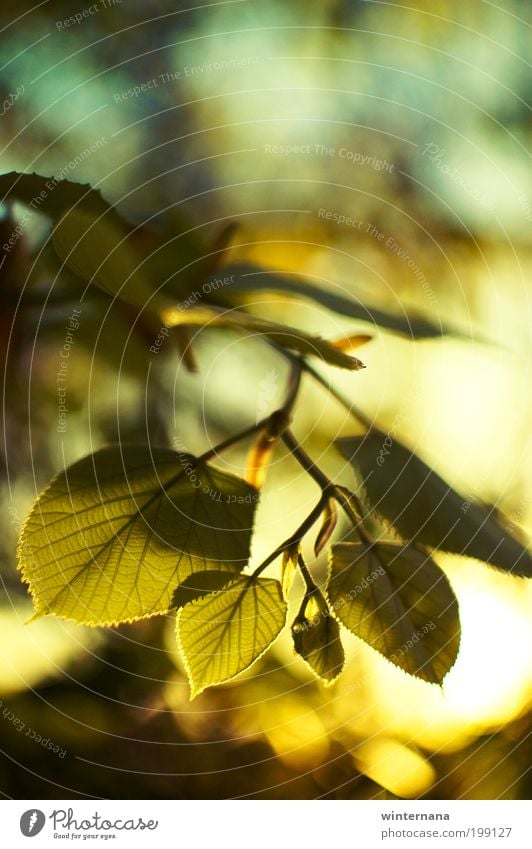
xmin=137 ymin=216 xmax=211 ymax=299
xmin=177 ymin=576 xmax=287 ymax=697
xmin=49 ymin=207 xmax=365 ymax=369
xmin=171 ymin=570 xmax=238 ymax=610
xmin=163 ymin=304 xmax=365 ymax=370
xmin=292 ymin=589 xmax=345 ymax=684
xmin=337 ymin=434 xmax=532 ymax=577
xmin=0 ymin=171 xmax=125 ymax=226
xmin=18 ymin=446 xmax=258 ymax=626
xmin=214 ymin=263 xmax=460 ymax=340
xmin=327 ymin=542 xmax=460 ymax=683
xmin=0 ymin=172 xmax=222 ymax=314
xmin=52 ymin=209 xmax=172 ymax=315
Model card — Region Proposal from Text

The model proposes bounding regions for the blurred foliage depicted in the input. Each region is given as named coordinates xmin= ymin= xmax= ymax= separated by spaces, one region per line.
xmin=1 ymin=0 xmax=531 ymax=800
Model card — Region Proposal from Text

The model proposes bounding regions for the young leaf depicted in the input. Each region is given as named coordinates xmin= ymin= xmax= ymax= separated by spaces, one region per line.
xmin=335 ymin=485 xmax=364 ymax=523
xmin=162 ymin=304 xmax=366 ymax=371
xmin=314 ymin=499 xmax=338 ymax=556
xmin=337 ymin=434 xmax=532 ymax=577
xmin=245 ymin=431 xmax=276 ymax=489
xmin=177 ymin=576 xmax=287 ymax=697
xmin=281 ymin=544 xmax=300 ymax=600
xmin=212 ymin=262 xmax=463 ymax=340
xmin=49 ymin=208 xmax=367 ymax=370
xmin=18 ymin=446 xmax=257 ymax=626
xmin=292 ymin=589 xmax=345 ymax=684
xmin=332 ymin=333 xmax=374 ymax=352
xmin=327 ymin=542 xmax=460 ymax=684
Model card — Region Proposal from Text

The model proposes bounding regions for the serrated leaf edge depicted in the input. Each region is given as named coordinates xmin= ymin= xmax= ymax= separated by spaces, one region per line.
xmin=176 ymin=576 xmax=287 ymax=699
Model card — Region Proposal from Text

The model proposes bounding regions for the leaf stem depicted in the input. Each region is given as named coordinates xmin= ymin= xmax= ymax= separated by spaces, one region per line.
xmin=200 ymin=420 xmax=266 ymax=463
xmin=297 ymin=553 xmax=319 ymax=595
xmin=200 ymin=357 xmax=302 ymax=464
xmin=334 ymin=486 xmax=371 ymax=544
xmin=281 ymin=428 xmax=371 ymax=543
xmin=251 ymin=494 xmax=329 ymax=579
xmin=282 ymin=356 xmax=303 ymax=416
xmin=281 ymin=429 xmax=333 ymax=493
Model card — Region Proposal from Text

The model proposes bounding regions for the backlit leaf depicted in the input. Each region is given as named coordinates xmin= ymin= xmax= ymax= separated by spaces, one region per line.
xmin=18 ymin=446 xmax=257 ymax=626
xmin=327 ymin=542 xmax=460 ymax=683
xmin=46 ymin=203 xmax=365 ymax=370
xmin=292 ymin=589 xmax=345 ymax=684
xmin=171 ymin=570 xmax=238 ymax=610
xmin=178 ymin=576 xmax=287 ymax=697
xmin=163 ymin=304 xmax=365 ymax=370
xmin=337 ymin=434 xmax=532 ymax=577
xmin=53 ymin=217 xmax=364 ymax=368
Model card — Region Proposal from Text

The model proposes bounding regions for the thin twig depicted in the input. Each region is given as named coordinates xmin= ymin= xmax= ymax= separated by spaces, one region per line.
xmin=281 ymin=429 xmax=333 ymax=493
xmin=334 ymin=487 xmax=371 ymax=544
xmin=199 ymin=419 xmax=267 ymax=463
xmin=251 ymin=494 xmax=328 ymax=579
xmin=297 ymin=553 xmax=319 ymax=595
xmin=281 ymin=428 xmax=371 ymax=543
xmin=201 ymin=355 xmax=303 ymax=464
xmin=282 ymin=356 xmax=303 ymax=415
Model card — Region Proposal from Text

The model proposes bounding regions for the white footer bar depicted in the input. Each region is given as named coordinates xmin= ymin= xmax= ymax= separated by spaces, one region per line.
xmin=1 ymin=799 xmax=530 ymax=848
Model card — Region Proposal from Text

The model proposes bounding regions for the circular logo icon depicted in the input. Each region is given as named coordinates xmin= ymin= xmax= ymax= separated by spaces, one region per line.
xmin=20 ymin=810 xmax=46 ymax=837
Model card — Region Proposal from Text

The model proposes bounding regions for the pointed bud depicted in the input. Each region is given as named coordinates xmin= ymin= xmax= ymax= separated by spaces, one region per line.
xmin=245 ymin=432 xmax=275 ymax=489
xmin=281 ymin=543 xmax=300 ymax=599
xmin=314 ymin=499 xmax=338 ymax=557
